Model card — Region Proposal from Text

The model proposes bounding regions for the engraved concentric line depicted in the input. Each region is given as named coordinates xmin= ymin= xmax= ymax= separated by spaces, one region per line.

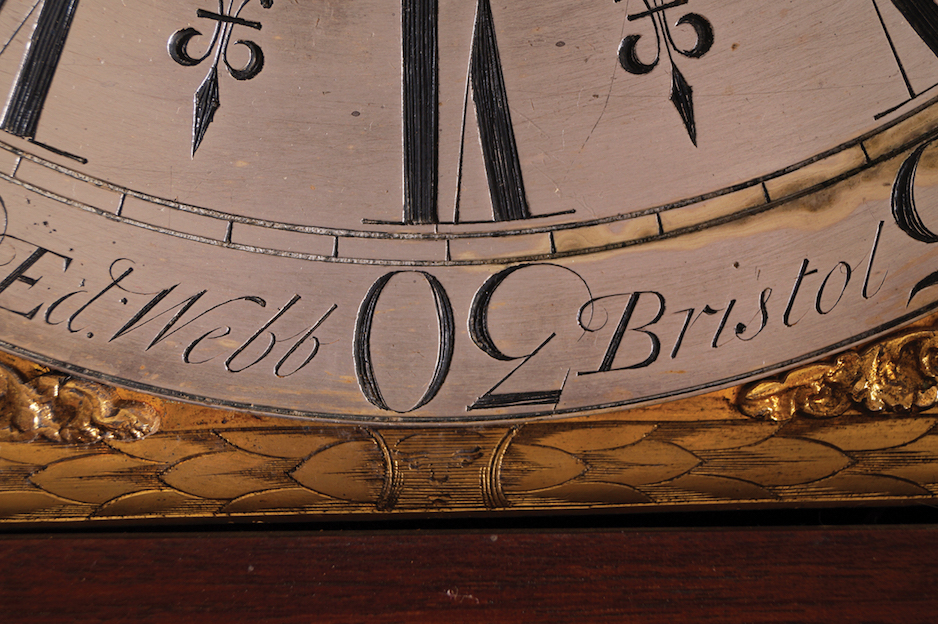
xmin=1 ymin=93 xmax=937 ymax=266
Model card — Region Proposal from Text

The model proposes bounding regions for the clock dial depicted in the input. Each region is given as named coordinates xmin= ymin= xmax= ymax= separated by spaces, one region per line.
xmin=1 ymin=0 xmax=938 ymax=422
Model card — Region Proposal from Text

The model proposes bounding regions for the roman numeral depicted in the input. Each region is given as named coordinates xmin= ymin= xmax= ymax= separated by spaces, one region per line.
xmin=399 ymin=0 xmax=530 ymax=225
xmin=0 ymin=0 xmax=80 ymax=139
xmin=888 ymin=0 xmax=938 ymax=58
xmin=467 ymin=0 xmax=530 ymax=222
xmin=872 ymin=0 xmax=938 ymax=117
xmin=401 ymin=0 xmax=439 ymax=224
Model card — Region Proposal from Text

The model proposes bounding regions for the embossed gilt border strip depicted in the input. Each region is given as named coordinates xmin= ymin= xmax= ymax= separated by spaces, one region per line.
xmin=3 ymin=315 xmax=938 ymax=524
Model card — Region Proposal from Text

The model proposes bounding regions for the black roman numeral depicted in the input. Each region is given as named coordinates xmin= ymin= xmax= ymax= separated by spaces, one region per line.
xmin=468 ymin=0 xmax=530 ymax=222
xmin=401 ymin=0 xmax=439 ymax=225
xmin=399 ymin=0 xmax=530 ymax=225
xmin=873 ymin=0 xmax=938 ymax=117
xmin=889 ymin=0 xmax=938 ymax=58
xmin=0 ymin=0 xmax=80 ymax=139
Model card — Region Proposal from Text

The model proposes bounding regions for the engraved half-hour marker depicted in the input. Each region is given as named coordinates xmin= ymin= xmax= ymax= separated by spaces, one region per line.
xmin=615 ymin=0 xmax=714 ymax=147
xmin=169 ymin=0 xmax=273 ymax=155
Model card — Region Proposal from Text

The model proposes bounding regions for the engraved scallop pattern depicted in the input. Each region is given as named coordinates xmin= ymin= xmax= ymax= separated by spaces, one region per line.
xmin=1 ymin=415 xmax=936 ymax=522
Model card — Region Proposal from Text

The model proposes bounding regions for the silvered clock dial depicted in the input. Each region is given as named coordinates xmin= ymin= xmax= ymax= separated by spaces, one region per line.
xmin=0 ymin=0 xmax=937 ymax=428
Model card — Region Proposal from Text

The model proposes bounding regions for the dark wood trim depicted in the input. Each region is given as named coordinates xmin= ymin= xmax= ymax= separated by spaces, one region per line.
xmin=2 ymin=525 xmax=936 ymax=623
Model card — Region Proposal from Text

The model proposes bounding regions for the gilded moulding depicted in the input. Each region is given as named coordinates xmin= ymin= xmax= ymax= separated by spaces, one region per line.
xmin=3 ymin=319 xmax=938 ymax=523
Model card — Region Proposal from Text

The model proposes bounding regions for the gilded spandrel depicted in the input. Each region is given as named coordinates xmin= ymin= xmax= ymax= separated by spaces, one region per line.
xmin=2 ymin=0 xmax=938 ymax=521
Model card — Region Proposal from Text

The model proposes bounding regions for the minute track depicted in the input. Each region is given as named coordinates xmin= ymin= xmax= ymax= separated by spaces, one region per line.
xmin=0 ymin=93 xmax=933 ymax=267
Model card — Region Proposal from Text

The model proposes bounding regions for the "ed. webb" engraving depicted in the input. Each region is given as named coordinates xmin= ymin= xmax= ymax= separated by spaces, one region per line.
xmin=0 ymin=238 xmax=337 ymax=379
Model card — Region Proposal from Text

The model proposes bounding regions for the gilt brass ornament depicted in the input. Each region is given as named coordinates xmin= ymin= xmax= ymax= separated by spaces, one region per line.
xmin=4 ymin=0 xmax=938 ymax=522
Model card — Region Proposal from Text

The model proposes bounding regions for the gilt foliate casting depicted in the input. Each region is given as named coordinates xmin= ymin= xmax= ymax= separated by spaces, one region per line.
xmin=738 ymin=329 xmax=938 ymax=421
xmin=0 ymin=363 xmax=161 ymax=444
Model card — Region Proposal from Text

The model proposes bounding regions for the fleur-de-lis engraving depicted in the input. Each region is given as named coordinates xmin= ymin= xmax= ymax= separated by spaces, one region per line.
xmin=168 ymin=0 xmax=274 ymax=155
xmin=615 ymin=0 xmax=714 ymax=146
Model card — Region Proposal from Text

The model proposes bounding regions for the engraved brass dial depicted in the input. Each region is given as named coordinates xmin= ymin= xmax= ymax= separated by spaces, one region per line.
xmin=1 ymin=0 xmax=938 ymax=423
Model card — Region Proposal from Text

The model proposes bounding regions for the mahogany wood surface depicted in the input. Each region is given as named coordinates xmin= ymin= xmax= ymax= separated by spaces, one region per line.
xmin=1 ymin=522 xmax=936 ymax=623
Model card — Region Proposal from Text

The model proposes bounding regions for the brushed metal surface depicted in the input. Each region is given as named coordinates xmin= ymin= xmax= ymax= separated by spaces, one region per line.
xmin=0 ymin=0 xmax=936 ymax=423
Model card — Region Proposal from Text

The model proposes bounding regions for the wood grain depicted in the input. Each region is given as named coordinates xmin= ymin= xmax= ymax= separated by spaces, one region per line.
xmin=1 ymin=526 xmax=936 ymax=623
